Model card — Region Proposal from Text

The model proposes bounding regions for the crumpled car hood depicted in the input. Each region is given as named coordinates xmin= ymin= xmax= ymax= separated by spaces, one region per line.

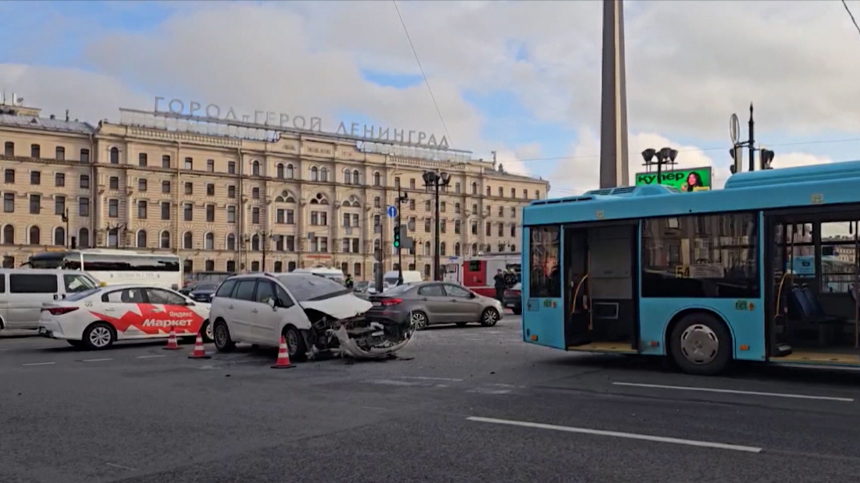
xmin=299 ymin=293 xmax=372 ymax=319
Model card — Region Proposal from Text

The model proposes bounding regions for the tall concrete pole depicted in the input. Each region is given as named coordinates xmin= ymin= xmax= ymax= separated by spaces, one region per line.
xmin=598 ymin=0 xmax=629 ymax=189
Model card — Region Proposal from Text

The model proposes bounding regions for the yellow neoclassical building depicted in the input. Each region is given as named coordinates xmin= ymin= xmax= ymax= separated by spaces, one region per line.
xmin=0 ymin=99 xmax=550 ymax=280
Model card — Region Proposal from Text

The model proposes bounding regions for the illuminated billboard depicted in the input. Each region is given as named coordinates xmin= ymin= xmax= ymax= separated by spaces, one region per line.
xmin=634 ymin=167 xmax=712 ymax=192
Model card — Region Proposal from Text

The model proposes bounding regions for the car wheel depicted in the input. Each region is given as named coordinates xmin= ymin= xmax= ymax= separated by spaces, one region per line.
xmin=82 ymin=322 xmax=115 ymax=350
xmin=213 ymin=319 xmax=235 ymax=352
xmin=480 ymin=308 xmax=500 ymax=327
xmin=669 ymin=313 xmax=732 ymax=376
xmin=283 ymin=325 xmax=307 ymax=361
xmin=200 ymin=320 xmax=214 ymax=343
xmin=410 ymin=311 xmax=429 ymax=330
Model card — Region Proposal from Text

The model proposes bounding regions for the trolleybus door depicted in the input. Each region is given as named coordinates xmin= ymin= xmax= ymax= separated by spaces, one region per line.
xmin=564 ymin=228 xmax=590 ymax=345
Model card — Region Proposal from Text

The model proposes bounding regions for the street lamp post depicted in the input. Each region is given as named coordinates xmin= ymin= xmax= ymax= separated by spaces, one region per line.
xmin=422 ymin=170 xmax=451 ymax=281
xmin=641 ymin=147 xmax=678 ymax=186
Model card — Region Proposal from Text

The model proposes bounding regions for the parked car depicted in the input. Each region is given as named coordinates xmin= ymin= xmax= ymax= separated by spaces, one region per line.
xmin=208 ymin=273 xmax=416 ymax=360
xmin=504 ymin=282 xmax=522 ymax=315
xmin=365 ymin=281 xmax=504 ymax=329
xmin=0 ymin=269 xmax=101 ymax=331
xmin=189 ymin=283 xmax=220 ymax=303
xmin=38 ymin=284 xmax=212 ymax=349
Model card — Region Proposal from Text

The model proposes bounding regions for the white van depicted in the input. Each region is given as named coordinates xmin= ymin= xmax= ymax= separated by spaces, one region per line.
xmin=382 ymin=270 xmax=423 ymax=290
xmin=0 ymin=269 xmax=101 ymax=330
xmin=291 ymin=267 xmax=346 ymax=285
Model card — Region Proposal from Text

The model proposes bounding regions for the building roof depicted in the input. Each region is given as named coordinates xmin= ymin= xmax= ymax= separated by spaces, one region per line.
xmin=0 ymin=113 xmax=96 ymax=135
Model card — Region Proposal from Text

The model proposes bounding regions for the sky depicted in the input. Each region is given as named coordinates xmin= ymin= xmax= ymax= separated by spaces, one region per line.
xmin=2 ymin=0 xmax=860 ymax=198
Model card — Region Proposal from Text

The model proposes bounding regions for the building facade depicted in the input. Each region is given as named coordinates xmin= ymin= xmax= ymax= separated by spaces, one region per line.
xmin=0 ymin=101 xmax=550 ymax=280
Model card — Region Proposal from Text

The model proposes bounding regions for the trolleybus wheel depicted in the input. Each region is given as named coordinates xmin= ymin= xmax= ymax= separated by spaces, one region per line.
xmin=669 ymin=313 xmax=731 ymax=376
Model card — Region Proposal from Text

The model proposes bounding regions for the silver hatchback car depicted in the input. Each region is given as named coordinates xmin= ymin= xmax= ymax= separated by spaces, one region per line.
xmin=365 ymin=281 xmax=504 ymax=329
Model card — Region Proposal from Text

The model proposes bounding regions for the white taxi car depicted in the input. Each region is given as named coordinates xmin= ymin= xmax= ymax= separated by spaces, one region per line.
xmin=38 ymin=284 xmax=212 ymax=350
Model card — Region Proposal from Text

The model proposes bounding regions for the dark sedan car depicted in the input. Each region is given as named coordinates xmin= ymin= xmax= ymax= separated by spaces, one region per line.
xmin=504 ymin=283 xmax=522 ymax=315
xmin=365 ymin=281 xmax=504 ymax=329
xmin=188 ymin=283 xmax=220 ymax=303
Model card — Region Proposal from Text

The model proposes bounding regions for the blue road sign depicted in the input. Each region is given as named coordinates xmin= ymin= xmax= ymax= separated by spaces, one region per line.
xmin=387 ymin=205 xmax=397 ymax=218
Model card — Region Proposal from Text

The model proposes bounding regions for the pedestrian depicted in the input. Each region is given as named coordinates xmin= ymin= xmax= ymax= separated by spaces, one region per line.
xmin=494 ymin=268 xmax=506 ymax=303
xmin=344 ymin=273 xmax=354 ymax=289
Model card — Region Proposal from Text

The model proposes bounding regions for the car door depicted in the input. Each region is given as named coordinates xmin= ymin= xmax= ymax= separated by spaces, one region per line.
xmin=247 ymin=279 xmax=282 ymax=344
xmin=7 ymin=273 xmax=59 ymax=329
xmin=0 ymin=273 xmax=7 ymax=329
xmin=227 ymin=279 xmax=258 ymax=342
xmin=143 ymin=287 xmax=204 ymax=338
xmin=443 ymin=283 xmax=482 ymax=322
xmin=415 ymin=283 xmax=452 ymax=324
xmin=95 ymin=287 xmax=148 ymax=339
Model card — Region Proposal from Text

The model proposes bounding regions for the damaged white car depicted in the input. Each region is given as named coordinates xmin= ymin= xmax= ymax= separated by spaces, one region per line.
xmin=208 ymin=273 xmax=416 ymax=360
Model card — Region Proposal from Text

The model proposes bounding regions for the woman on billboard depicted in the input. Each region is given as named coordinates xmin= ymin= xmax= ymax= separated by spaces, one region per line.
xmin=682 ymin=171 xmax=704 ymax=192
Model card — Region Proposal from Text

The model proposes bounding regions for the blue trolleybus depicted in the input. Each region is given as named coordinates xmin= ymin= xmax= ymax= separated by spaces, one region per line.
xmin=521 ymin=161 xmax=860 ymax=375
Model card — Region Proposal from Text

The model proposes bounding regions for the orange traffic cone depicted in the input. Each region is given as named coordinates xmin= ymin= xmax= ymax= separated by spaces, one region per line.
xmin=163 ymin=326 xmax=180 ymax=350
xmin=271 ymin=335 xmax=294 ymax=369
xmin=188 ymin=333 xmax=211 ymax=359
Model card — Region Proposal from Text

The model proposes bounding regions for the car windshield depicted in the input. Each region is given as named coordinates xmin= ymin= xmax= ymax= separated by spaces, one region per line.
xmin=193 ymin=283 xmax=219 ymax=291
xmin=276 ymin=274 xmax=351 ymax=302
xmin=64 ymin=288 xmax=102 ymax=302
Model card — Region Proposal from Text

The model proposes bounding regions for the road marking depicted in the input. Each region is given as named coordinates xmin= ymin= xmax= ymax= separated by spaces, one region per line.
xmin=466 ymin=416 xmax=763 ymax=453
xmin=612 ymin=382 xmax=854 ymax=402
xmin=105 ymin=462 xmax=136 ymax=471
xmin=136 ymin=355 xmax=165 ymax=359
xmin=22 ymin=362 xmax=55 ymax=366
xmin=82 ymin=358 xmax=112 ymax=363
xmin=398 ymin=376 xmax=464 ymax=382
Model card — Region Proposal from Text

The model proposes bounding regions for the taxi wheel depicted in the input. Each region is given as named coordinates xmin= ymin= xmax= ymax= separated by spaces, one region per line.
xmin=83 ymin=322 xmax=115 ymax=350
xmin=200 ymin=320 xmax=214 ymax=343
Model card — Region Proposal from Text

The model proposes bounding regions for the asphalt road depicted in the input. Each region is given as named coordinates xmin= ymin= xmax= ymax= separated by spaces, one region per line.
xmin=4 ymin=317 xmax=860 ymax=483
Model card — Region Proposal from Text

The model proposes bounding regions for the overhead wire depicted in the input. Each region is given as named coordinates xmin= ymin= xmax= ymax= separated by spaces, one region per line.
xmin=842 ymin=0 xmax=860 ymax=37
xmin=392 ymin=0 xmax=453 ymax=146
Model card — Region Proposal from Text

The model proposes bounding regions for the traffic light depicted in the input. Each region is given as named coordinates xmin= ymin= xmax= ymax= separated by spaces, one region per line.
xmin=729 ymin=144 xmax=742 ymax=175
xmin=760 ymin=148 xmax=775 ymax=170
xmin=393 ymin=225 xmax=401 ymax=248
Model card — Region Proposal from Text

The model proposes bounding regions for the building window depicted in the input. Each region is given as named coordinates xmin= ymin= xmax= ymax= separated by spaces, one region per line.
xmin=184 ymin=182 xmax=193 ymax=195
xmin=109 ymin=176 xmax=119 ymax=190
xmin=454 ymin=220 xmax=461 ymax=234
xmin=251 ymin=207 xmax=260 ymax=224
xmin=207 ymin=159 xmax=215 ymax=172
xmin=183 ymin=203 xmax=193 ymax=221
xmin=79 ymin=198 xmax=89 ymax=217
xmin=4 ymin=141 xmax=14 ymax=157
xmin=206 ymin=183 xmax=215 ymax=196
xmin=3 ymin=193 xmax=14 ymax=213
xmin=641 ymin=213 xmax=760 ymax=298
xmin=344 ymin=169 xmax=352 ymax=184
xmin=80 ymin=174 xmax=89 ymax=188
xmin=107 ymin=228 xmax=119 ymax=248
xmin=55 ymin=146 xmax=65 ymax=160
xmin=138 ymin=179 xmax=147 ymax=192
xmin=529 ymin=226 xmax=560 ymax=298
xmin=55 ymin=196 xmax=66 ymax=216
xmin=206 ymin=204 xmax=215 ymax=222
xmin=206 ymin=260 xmax=216 ymax=271
xmin=251 ymin=261 xmax=260 ymax=272
xmin=226 ymin=260 xmax=236 ymax=272
xmin=139 ymin=153 xmax=148 ymax=167
xmin=252 ymin=187 xmax=260 ymax=199
xmin=55 ymin=173 xmax=65 ymax=187
xmin=425 ymin=200 xmax=431 ymax=212
xmin=252 ymin=160 xmax=260 ymax=176
xmin=29 ymin=226 xmax=41 ymax=245
xmin=228 ymin=161 xmax=236 ymax=174
xmin=277 ymin=164 xmax=285 ymax=179
xmin=226 ymin=234 xmax=236 ymax=251
xmin=30 ymin=171 xmax=41 ymax=185
xmin=320 ymin=167 xmax=328 ymax=182
xmin=183 ymin=232 xmax=193 ymax=249
xmin=184 ymin=157 xmax=193 ymax=170
xmin=31 ymin=144 xmax=41 ymax=158
xmin=161 ymin=155 xmax=171 ymax=168
xmin=228 ymin=185 xmax=236 ymax=198
xmin=510 ymin=224 xmax=516 ymax=237
xmin=78 ymin=228 xmax=89 ymax=248
xmin=161 ymin=202 xmax=170 ymax=220
xmin=424 ymin=219 xmax=431 ymax=233
xmin=29 ymin=194 xmax=41 ymax=214
xmin=455 ymin=182 xmax=461 ymax=194
xmin=137 ymin=230 xmax=147 ymax=248
xmin=138 ymin=200 xmax=147 ymax=219
xmin=274 ymin=261 xmax=283 ymax=273
xmin=162 ymin=180 xmax=171 ymax=193
xmin=4 ymin=168 xmax=14 ymax=183
xmin=227 ymin=206 xmax=236 ymax=224
xmin=2 ymin=225 xmax=13 ymax=244
xmin=286 ymin=164 xmax=294 ymax=179
xmin=160 ymin=231 xmax=171 ymax=249
xmin=204 ymin=232 xmax=214 ymax=250
xmin=108 ymin=199 xmax=119 ymax=218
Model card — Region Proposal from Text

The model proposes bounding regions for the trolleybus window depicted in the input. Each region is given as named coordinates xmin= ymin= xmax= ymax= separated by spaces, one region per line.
xmin=641 ymin=212 xmax=759 ymax=298
xmin=528 ymin=226 xmax=560 ymax=298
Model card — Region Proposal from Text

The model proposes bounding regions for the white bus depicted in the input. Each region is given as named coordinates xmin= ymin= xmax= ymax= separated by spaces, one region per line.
xmin=26 ymin=249 xmax=183 ymax=290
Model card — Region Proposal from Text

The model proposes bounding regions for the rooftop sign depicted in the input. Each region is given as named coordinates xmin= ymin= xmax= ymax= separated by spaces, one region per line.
xmin=153 ymin=96 xmax=453 ymax=150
